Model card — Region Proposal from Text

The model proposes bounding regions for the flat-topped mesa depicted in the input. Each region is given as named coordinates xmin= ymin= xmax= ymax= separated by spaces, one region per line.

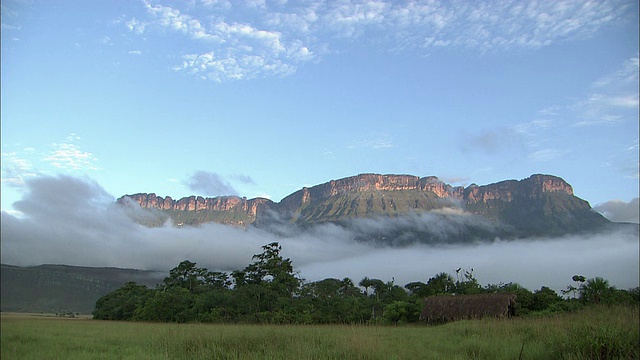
xmin=117 ymin=193 xmax=272 ymax=217
xmin=279 ymin=174 xmax=463 ymax=211
xmin=116 ymin=173 xmax=608 ymax=235
xmin=311 ymin=174 xmax=422 ymax=196
xmin=464 ymin=174 xmax=574 ymax=204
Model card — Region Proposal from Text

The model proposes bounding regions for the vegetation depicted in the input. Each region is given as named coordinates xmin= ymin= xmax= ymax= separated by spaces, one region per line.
xmin=0 ymin=264 xmax=164 ymax=314
xmin=93 ymin=242 xmax=639 ymax=325
xmin=4 ymin=242 xmax=638 ymax=358
xmin=3 ymin=306 xmax=638 ymax=359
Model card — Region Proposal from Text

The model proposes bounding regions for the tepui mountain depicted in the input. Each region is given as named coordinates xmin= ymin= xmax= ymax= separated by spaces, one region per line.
xmin=117 ymin=173 xmax=610 ymax=241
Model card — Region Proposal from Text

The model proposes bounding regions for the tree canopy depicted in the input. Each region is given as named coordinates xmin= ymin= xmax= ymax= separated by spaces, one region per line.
xmin=93 ymin=242 xmax=639 ymax=324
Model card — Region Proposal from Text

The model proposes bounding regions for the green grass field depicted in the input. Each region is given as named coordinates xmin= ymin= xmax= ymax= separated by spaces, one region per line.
xmin=2 ymin=306 xmax=638 ymax=359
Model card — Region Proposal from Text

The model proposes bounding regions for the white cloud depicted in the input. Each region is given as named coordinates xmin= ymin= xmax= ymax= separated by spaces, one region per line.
xmin=1 ymin=23 xmax=22 ymax=30
xmin=200 ymin=0 xmax=232 ymax=10
xmin=529 ymin=148 xmax=570 ymax=162
xmin=173 ymin=50 xmax=297 ymax=82
xmin=606 ymin=139 xmax=640 ymax=179
xmin=573 ymin=56 xmax=639 ymax=127
xmin=348 ymin=133 xmax=395 ymax=150
xmin=465 ymin=56 xmax=638 ymax=172
xmin=100 ymin=36 xmax=113 ymax=45
xmin=125 ymin=17 xmax=146 ymax=34
xmin=0 ymin=152 xmax=36 ymax=187
xmin=144 ymin=1 xmax=221 ymax=42
xmin=389 ymin=0 xmax=629 ymax=52
xmin=324 ymin=1 xmax=389 ymax=38
xmin=128 ymin=50 xmax=142 ymax=55
xmin=185 ymin=171 xmax=238 ymax=196
xmin=132 ymin=1 xmax=314 ymax=81
xmin=122 ymin=0 xmax=631 ymax=82
xmin=594 ymin=198 xmax=640 ymax=224
xmin=593 ymin=57 xmax=639 ymax=88
xmin=42 ymin=134 xmax=100 ymax=171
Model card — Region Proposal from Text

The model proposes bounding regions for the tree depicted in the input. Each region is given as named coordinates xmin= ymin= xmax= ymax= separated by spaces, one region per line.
xmin=562 ymin=275 xmax=586 ymax=299
xmin=93 ymin=282 xmax=151 ymax=320
xmin=233 ymin=242 xmax=302 ymax=319
xmin=135 ymin=286 xmax=194 ymax=322
xmin=383 ymin=301 xmax=412 ymax=324
xmin=243 ymin=242 xmax=301 ymax=297
xmin=339 ymin=278 xmax=361 ymax=297
xmin=382 ymin=284 xmax=409 ymax=303
xmin=310 ymin=278 xmax=343 ymax=299
xmin=531 ymin=286 xmax=562 ymax=311
xmin=404 ymin=281 xmax=428 ymax=297
xmin=426 ymin=272 xmax=456 ymax=295
xmin=359 ymin=277 xmax=375 ymax=296
xmin=299 ymin=278 xmax=368 ymax=324
xmin=163 ymin=260 xmax=230 ymax=294
xmin=454 ymin=268 xmax=482 ymax=295
xmin=580 ymin=277 xmax=614 ymax=305
xmin=368 ymin=279 xmax=387 ymax=300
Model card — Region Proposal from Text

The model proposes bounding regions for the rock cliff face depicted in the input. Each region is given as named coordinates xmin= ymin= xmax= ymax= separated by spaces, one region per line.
xmin=117 ymin=173 xmax=607 ymax=236
xmin=464 ymin=174 xmax=574 ymax=205
xmin=121 ymin=193 xmax=271 ymax=214
xmin=278 ymin=174 xmax=464 ymax=213
xmin=118 ymin=194 xmax=273 ymax=226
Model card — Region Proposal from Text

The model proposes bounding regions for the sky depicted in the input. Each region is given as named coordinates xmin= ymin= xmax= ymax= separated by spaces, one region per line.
xmin=1 ymin=1 xmax=639 ymax=290
xmin=1 ymin=0 xmax=638 ymax=211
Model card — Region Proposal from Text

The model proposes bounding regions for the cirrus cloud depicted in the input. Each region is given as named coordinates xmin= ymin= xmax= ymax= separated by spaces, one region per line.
xmin=122 ymin=0 xmax=631 ymax=82
xmin=42 ymin=134 xmax=100 ymax=171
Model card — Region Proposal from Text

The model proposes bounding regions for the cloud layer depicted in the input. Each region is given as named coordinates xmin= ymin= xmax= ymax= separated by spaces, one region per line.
xmin=184 ymin=171 xmax=257 ymax=196
xmin=594 ymin=198 xmax=640 ymax=224
xmin=122 ymin=0 xmax=632 ymax=82
xmin=2 ymin=174 xmax=638 ymax=293
xmin=42 ymin=134 xmax=100 ymax=171
xmin=185 ymin=171 xmax=239 ymax=196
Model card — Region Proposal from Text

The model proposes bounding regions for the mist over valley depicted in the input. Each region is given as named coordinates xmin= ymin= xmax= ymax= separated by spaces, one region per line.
xmin=2 ymin=173 xmax=638 ymax=308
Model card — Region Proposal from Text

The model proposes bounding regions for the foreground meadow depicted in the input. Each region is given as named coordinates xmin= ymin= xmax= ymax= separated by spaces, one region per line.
xmin=2 ymin=306 xmax=638 ymax=359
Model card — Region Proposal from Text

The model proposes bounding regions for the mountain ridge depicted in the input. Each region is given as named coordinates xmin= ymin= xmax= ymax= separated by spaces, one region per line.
xmin=119 ymin=174 xmax=576 ymax=211
xmin=117 ymin=173 xmax=609 ymax=238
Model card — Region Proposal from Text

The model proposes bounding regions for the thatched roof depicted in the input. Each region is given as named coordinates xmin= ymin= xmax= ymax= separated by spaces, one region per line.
xmin=420 ymin=293 xmax=517 ymax=323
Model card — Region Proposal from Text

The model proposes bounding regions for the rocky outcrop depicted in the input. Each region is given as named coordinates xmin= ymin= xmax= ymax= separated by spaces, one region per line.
xmin=280 ymin=173 xmax=573 ymax=210
xmin=117 ymin=194 xmax=273 ymax=226
xmin=120 ymin=194 xmax=272 ymax=215
xmin=117 ymin=173 xmax=606 ymax=236
xmin=278 ymin=174 xmax=464 ymax=212
xmin=464 ymin=174 xmax=573 ymax=205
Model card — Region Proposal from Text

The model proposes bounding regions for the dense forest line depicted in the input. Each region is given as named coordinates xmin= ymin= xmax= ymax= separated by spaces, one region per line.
xmin=93 ymin=242 xmax=639 ymax=324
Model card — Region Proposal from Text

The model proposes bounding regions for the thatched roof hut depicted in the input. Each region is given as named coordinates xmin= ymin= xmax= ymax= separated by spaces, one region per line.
xmin=420 ymin=293 xmax=517 ymax=323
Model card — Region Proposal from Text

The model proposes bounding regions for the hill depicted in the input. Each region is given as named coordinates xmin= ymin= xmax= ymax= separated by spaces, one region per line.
xmin=0 ymin=264 xmax=165 ymax=314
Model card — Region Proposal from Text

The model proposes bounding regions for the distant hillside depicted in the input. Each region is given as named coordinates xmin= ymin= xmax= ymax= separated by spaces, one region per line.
xmin=0 ymin=264 xmax=165 ymax=314
xmin=119 ymin=174 xmax=609 ymax=239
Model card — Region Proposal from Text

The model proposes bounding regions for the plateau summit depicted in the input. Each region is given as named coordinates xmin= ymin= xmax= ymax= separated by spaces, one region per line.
xmin=118 ymin=174 xmax=609 ymax=241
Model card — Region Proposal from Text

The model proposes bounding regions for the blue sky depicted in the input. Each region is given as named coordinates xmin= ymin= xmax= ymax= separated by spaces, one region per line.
xmin=2 ymin=0 xmax=639 ymax=213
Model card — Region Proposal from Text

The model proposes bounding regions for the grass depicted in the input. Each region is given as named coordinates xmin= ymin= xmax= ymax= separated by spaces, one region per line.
xmin=2 ymin=306 xmax=638 ymax=359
